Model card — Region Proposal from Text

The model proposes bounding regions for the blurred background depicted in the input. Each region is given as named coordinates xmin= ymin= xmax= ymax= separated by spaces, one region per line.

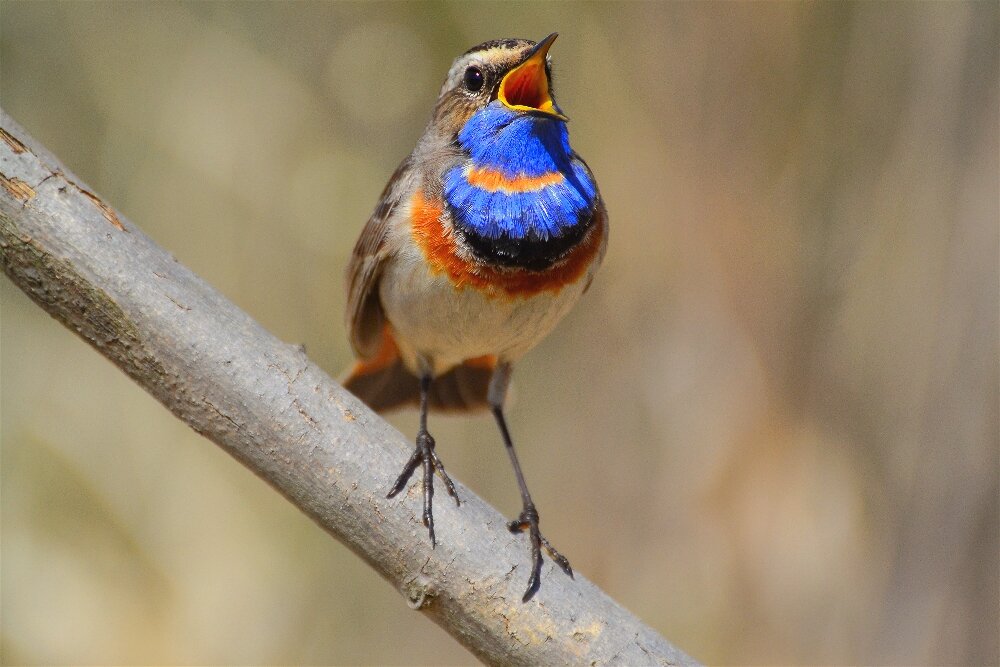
xmin=2 ymin=2 xmax=997 ymax=665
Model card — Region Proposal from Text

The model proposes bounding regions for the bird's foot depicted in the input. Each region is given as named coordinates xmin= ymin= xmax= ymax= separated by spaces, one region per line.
xmin=387 ymin=429 xmax=459 ymax=546
xmin=508 ymin=503 xmax=573 ymax=602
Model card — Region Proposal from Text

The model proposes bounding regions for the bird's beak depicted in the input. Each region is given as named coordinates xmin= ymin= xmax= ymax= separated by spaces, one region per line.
xmin=498 ymin=33 xmax=568 ymax=121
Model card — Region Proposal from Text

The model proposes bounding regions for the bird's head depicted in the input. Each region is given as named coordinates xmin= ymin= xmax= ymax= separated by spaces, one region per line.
xmin=432 ymin=34 xmax=567 ymax=136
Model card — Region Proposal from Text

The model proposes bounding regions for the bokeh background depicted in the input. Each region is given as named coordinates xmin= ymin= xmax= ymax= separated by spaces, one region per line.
xmin=2 ymin=2 xmax=997 ymax=665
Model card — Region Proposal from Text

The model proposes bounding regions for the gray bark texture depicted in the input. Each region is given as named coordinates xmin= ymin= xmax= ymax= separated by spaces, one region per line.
xmin=0 ymin=109 xmax=698 ymax=666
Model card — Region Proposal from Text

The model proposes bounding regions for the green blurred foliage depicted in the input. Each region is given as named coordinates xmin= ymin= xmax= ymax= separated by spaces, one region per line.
xmin=2 ymin=2 xmax=997 ymax=665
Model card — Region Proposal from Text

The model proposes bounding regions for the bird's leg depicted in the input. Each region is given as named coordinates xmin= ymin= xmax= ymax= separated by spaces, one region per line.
xmin=489 ymin=364 xmax=573 ymax=602
xmin=386 ymin=373 xmax=459 ymax=546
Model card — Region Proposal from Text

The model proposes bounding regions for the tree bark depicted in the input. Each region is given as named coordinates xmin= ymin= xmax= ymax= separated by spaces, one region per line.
xmin=0 ymin=109 xmax=697 ymax=666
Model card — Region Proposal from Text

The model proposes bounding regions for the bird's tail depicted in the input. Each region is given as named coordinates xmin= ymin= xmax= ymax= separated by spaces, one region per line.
xmin=341 ymin=326 xmax=495 ymax=413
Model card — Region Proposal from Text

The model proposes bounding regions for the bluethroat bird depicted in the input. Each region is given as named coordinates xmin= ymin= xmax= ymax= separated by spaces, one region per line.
xmin=343 ymin=34 xmax=607 ymax=602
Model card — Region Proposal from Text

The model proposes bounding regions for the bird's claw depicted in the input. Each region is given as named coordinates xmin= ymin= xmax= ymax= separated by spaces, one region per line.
xmin=387 ymin=430 xmax=459 ymax=547
xmin=508 ymin=503 xmax=573 ymax=601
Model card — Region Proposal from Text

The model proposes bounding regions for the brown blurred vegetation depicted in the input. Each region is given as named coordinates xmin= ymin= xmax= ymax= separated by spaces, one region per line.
xmin=2 ymin=2 xmax=997 ymax=665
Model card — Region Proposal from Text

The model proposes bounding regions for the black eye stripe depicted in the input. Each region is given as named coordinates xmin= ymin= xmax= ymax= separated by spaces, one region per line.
xmin=463 ymin=66 xmax=484 ymax=92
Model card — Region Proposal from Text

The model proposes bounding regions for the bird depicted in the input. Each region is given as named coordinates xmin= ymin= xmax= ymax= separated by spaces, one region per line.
xmin=342 ymin=33 xmax=607 ymax=602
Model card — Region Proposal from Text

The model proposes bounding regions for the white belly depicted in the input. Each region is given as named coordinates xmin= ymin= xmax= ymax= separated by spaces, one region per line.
xmin=379 ymin=245 xmax=587 ymax=375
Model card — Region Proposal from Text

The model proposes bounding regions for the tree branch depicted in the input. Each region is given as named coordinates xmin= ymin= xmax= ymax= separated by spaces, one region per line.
xmin=0 ymin=109 xmax=697 ymax=666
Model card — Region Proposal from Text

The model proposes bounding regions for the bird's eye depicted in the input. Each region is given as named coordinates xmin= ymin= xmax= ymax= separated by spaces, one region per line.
xmin=463 ymin=66 xmax=484 ymax=92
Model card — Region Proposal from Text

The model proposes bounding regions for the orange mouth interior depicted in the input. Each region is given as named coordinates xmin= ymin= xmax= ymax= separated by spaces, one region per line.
xmin=500 ymin=60 xmax=551 ymax=111
xmin=497 ymin=36 xmax=565 ymax=119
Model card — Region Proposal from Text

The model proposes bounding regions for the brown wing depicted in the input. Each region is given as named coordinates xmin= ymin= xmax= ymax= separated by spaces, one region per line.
xmin=345 ymin=156 xmax=413 ymax=359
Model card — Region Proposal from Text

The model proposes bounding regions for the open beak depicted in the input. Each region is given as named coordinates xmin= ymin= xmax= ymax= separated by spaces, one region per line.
xmin=497 ymin=33 xmax=568 ymax=121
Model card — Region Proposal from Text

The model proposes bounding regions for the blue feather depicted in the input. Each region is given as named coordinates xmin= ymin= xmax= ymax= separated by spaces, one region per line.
xmin=446 ymin=102 xmax=596 ymax=244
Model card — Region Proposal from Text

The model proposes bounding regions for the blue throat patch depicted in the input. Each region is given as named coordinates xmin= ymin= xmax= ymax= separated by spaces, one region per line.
xmin=444 ymin=102 xmax=596 ymax=268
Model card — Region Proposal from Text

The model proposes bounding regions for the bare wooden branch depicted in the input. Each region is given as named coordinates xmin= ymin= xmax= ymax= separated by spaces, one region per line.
xmin=0 ymin=109 xmax=698 ymax=666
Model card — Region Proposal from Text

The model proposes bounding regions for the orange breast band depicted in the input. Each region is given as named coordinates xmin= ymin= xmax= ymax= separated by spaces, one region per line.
xmin=410 ymin=190 xmax=603 ymax=299
xmin=465 ymin=166 xmax=564 ymax=193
